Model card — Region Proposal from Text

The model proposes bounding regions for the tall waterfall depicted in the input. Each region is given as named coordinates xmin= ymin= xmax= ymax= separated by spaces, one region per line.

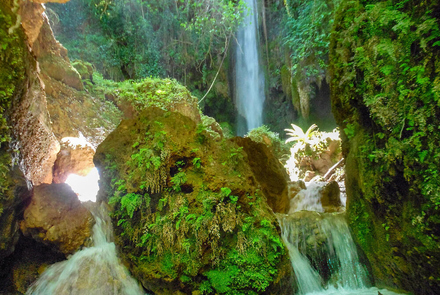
xmin=236 ymin=0 xmax=265 ymax=135
xmin=26 ymin=203 xmax=146 ymax=295
xmin=278 ymin=182 xmax=405 ymax=295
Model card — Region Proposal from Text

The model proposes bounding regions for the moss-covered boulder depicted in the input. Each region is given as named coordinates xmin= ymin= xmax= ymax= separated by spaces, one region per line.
xmin=94 ymin=107 xmax=293 ymax=294
xmin=330 ymin=1 xmax=440 ymax=293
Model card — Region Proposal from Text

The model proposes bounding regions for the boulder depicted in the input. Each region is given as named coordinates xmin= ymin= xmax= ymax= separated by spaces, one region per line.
xmin=288 ymin=180 xmax=306 ymax=199
xmin=0 ymin=151 xmax=32 ymax=262
xmin=233 ymin=137 xmax=290 ymax=213
xmin=320 ymin=181 xmax=342 ymax=210
xmin=7 ymin=237 xmax=65 ymax=294
xmin=20 ymin=183 xmax=93 ymax=255
xmin=52 ymin=137 xmax=95 ymax=183
xmin=94 ymin=107 xmax=293 ymax=294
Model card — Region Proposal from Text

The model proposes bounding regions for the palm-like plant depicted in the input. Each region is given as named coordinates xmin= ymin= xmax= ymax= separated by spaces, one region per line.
xmin=285 ymin=123 xmax=318 ymax=144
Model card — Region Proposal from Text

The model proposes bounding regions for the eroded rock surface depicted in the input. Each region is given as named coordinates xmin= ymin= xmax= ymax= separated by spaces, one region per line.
xmin=52 ymin=137 xmax=95 ymax=183
xmin=20 ymin=183 xmax=93 ymax=255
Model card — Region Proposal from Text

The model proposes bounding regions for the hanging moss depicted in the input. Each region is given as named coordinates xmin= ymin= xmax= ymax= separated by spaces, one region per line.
xmin=330 ymin=0 xmax=440 ymax=293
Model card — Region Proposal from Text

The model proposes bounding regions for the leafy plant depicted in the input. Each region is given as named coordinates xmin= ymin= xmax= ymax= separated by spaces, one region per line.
xmin=284 ymin=123 xmax=318 ymax=144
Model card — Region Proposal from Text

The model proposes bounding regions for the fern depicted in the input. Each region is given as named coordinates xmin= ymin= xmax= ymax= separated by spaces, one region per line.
xmin=120 ymin=193 xmax=142 ymax=218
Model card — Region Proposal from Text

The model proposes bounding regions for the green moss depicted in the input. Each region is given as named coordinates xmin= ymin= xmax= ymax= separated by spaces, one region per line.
xmin=0 ymin=6 xmax=25 ymax=146
xmin=96 ymin=107 xmax=287 ymax=294
xmin=330 ymin=0 xmax=440 ymax=292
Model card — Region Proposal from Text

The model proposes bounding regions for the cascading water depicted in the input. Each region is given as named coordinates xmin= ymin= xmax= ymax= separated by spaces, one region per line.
xmin=235 ymin=0 xmax=265 ymax=135
xmin=278 ymin=182 xmax=405 ymax=295
xmin=26 ymin=203 xmax=146 ymax=295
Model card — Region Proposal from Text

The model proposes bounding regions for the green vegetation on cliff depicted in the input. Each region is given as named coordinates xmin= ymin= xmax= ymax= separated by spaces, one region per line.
xmin=95 ymin=106 xmax=290 ymax=294
xmin=330 ymin=0 xmax=440 ymax=293
xmin=0 ymin=5 xmax=25 ymax=146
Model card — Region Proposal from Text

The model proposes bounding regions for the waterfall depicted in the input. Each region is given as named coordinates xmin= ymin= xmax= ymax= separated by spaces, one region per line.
xmin=26 ymin=203 xmax=146 ymax=295
xmin=279 ymin=182 xmax=406 ymax=295
xmin=236 ymin=0 xmax=265 ymax=135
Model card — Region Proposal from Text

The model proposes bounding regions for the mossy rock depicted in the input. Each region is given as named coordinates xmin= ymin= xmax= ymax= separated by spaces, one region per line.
xmin=330 ymin=0 xmax=440 ymax=293
xmin=39 ymin=54 xmax=83 ymax=91
xmin=72 ymin=60 xmax=94 ymax=83
xmin=94 ymin=107 xmax=293 ymax=294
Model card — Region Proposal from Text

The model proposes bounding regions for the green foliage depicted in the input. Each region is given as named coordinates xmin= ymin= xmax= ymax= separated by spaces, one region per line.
xmin=0 ymin=8 xmax=25 ymax=147
xmin=245 ymin=125 xmax=290 ymax=161
xmin=92 ymin=72 xmax=199 ymax=116
xmin=99 ymin=107 xmax=286 ymax=293
xmin=284 ymin=125 xmax=341 ymax=180
xmin=48 ymin=0 xmax=244 ymax=83
xmin=282 ymin=0 xmax=340 ymax=117
xmin=331 ymin=0 xmax=440 ymax=290
xmin=0 ymin=151 xmax=13 ymax=218
xmin=284 ymin=123 xmax=318 ymax=145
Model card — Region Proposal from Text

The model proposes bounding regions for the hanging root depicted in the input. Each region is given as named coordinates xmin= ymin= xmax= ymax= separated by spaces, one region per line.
xmin=8 ymin=0 xmax=22 ymax=35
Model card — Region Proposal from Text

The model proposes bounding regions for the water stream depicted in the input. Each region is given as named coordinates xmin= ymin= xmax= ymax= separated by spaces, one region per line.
xmin=26 ymin=203 xmax=146 ymax=295
xmin=236 ymin=0 xmax=265 ymax=135
xmin=279 ymin=182 xmax=405 ymax=295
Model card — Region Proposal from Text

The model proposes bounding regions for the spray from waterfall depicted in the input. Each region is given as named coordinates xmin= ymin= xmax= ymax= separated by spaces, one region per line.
xmin=26 ymin=203 xmax=146 ymax=295
xmin=236 ymin=0 xmax=265 ymax=135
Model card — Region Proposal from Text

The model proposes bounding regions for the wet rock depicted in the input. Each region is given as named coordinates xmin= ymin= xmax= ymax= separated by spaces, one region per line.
xmin=52 ymin=137 xmax=95 ymax=184
xmin=288 ymin=180 xmax=306 ymax=199
xmin=10 ymin=49 xmax=60 ymax=185
xmin=0 ymin=151 xmax=32 ymax=262
xmin=321 ymin=181 xmax=342 ymax=212
xmin=20 ymin=183 xmax=93 ymax=255
xmin=6 ymin=237 xmax=65 ymax=294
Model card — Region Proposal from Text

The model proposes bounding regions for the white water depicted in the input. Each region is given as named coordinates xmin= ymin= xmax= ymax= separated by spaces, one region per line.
xmin=26 ymin=203 xmax=146 ymax=295
xmin=280 ymin=182 xmax=405 ymax=295
xmin=289 ymin=182 xmax=325 ymax=213
xmin=236 ymin=0 xmax=265 ymax=135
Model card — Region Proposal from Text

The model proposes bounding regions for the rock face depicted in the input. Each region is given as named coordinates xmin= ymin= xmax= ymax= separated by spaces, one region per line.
xmin=20 ymin=183 xmax=93 ymax=255
xmin=233 ymin=137 xmax=290 ymax=213
xmin=32 ymin=13 xmax=83 ymax=91
xmin=52 ymin=137 xmax=95 ymax=183
xmin=330 ymin=1 xmax=440 ymax=293
xmin=95 ymin=107 xmax=293 ymax=294
xmin=0 ymin=152 xmax=32 ymax=262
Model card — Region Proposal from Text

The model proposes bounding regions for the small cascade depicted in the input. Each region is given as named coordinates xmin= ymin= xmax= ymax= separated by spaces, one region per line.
xmin=235 ymin=0 xmax=265 ymax=135
xmin=26 ymin=203 xmax=146 ymax=295
xmin=279 ymin=182 xmax=405 ymax=295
